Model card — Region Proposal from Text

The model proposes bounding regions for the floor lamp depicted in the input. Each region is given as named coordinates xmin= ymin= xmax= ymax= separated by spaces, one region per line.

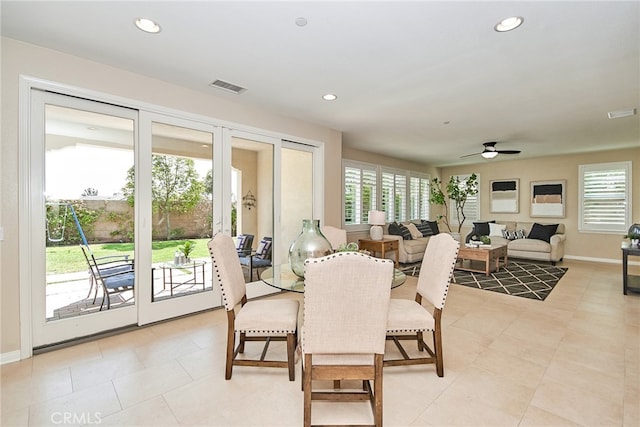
xmin=368 ymin=210 xmax=386 ymax=240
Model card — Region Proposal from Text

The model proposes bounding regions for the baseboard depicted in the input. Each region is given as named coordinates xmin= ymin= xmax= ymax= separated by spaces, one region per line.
xmin=564 ymin=254 xmax=640 ymax=266
xmin=1 ymin=350 xmax=21 ymax=365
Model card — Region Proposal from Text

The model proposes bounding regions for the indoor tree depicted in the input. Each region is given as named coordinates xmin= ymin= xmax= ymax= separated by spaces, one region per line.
xmin=429 ymin=173 xmax=478 ymax=234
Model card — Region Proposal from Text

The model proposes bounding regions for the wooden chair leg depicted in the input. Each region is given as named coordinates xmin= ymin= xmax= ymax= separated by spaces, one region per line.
xmin=225 ymin=311 xmax=235 ymax=380
xmin=434 ymin=309 xmax=444 ymax=377
xmin=303 ymin=354 xmax=312 ymax=427
xmin=287 ymin=333 xmax=296 ymax=381
xmin=417 ymin=331 xmax=425 ymax=351
xmin=374 ymin=354 xmax=383 ymax=427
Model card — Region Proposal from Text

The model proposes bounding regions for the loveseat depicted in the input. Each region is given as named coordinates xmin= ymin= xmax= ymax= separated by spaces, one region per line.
xmin=382 ymin=220 xmax=439 ymax=264
xmin=465 ymin=220 xmax=566 ymax=265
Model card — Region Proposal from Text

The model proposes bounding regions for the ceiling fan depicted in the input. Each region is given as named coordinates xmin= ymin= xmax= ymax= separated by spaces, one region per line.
xmin=460 ymin=142 xmax=521 ymax=159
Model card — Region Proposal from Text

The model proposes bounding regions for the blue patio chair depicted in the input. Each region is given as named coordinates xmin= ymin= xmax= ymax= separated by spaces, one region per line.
xmin=80 ymin=245 xmax=135 ymax=310
xmin=235 ymin=234 xmax=254 ymax=257
xmin=239 ymin=237 xmax=272 ymax=281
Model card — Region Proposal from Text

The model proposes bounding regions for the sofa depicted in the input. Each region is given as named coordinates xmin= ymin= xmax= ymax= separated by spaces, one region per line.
xmin=381 ymin=219 xmax=566 ymax=265
xmin=465 ymin=220 xmax=566 ymax=265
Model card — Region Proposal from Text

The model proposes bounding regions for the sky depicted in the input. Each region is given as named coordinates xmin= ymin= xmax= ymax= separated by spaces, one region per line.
xmin=46 ymin=145 xmax=213 ymax=200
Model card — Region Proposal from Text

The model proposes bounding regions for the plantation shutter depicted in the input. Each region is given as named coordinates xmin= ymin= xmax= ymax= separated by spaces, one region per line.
xmin=580 ymin=162 xmax=631 ymax=233
xmin=343 ymin=162 xmax=377 ymax=225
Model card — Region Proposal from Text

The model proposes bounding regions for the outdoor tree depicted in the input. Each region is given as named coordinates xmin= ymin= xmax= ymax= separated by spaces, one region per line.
xmin=122 ymin=155 xmax=205 ymax=239
xmin=81 ymin=187 xmax=98 ymax=197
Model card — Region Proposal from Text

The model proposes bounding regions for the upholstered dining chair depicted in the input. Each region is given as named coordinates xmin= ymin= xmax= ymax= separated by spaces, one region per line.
xmin=302 ymin=252 xmax=393 ymax=427
xmin=208 ymin=233 xmax=299 ymax=381
xmin=385 ymin=233 xmax=460 ymax=377
xmin=320 ymin=225 xmax=347 ymax=251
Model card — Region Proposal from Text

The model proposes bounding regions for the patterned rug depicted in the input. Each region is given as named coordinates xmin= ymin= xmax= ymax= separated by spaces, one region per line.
xmin=452 ymin=261 xmax=567 ymax=301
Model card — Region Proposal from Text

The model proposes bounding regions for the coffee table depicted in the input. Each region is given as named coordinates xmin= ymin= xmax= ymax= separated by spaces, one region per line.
xmin=455 ymin=244 xmax=508 ymax=276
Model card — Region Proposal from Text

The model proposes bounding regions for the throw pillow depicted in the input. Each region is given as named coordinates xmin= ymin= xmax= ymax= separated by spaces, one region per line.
xmin=502 ymin=229 xmax=527 ymax=240
xmin=489 ymin=222 xmax=506 ymax=237
xmin=388 ymin=222 xmax=402 ymax=237
xmin=425 ymin=220 xmax=440 ymax=235
xmin=472 ymin=221 xmax=495 ymax=237
xmin=397 ymin=223 xmax=413 ymax=240
xmin=528 ymin=223 xmax=559 ymax=243
xmin=406 ymin=222 xmax=423 ymax=239
xmin=416 ymin=222 xmax=433 ymax=236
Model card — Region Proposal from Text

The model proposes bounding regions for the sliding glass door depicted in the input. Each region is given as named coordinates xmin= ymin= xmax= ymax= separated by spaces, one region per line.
xmin=31 ymin=90 xmax=138 ymax=347
xmin=137 ymin=113 xmax=222 ymax=324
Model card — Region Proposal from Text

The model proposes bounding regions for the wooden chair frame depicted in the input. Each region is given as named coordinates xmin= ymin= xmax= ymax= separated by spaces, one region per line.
xmin=224 ymin=295 xmax=297 ymax=381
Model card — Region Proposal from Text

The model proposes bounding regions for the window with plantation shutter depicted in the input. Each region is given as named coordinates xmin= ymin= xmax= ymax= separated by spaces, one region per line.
xmin=381 ymin=168 xmax=407 ymax=222
xmin=409 ymin=173 xmax=430 ymax=220
xmin=343 ymin=161 xmax=377 ymax=226
xmin=579 ymin=162 xmax=631 ymax=233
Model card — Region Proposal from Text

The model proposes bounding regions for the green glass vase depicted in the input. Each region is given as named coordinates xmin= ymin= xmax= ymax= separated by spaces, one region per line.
xmin=288 ymin=219 xmax=333 ymax=278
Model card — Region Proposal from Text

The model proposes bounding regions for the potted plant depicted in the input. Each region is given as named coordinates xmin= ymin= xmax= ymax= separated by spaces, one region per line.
xmin=626 ymin=232 xmax=640 ymax=248
xmin=429 ymin=173 xmax=479 ymax=240
xmin=179 ymin=240 xmax=196 ymax=263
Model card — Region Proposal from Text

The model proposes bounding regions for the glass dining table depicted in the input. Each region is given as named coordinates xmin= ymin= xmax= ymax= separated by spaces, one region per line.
xmin=259 ymin=263 xmax=407 ymax=293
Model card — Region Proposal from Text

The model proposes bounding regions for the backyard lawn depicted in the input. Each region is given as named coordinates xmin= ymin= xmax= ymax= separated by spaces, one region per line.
xmin=46 ymin=238 xmax=212 ymax=274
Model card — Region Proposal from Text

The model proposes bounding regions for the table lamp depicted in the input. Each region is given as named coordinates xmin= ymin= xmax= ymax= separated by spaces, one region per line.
xmin=368 ymin=210 xmax=386 ymax=240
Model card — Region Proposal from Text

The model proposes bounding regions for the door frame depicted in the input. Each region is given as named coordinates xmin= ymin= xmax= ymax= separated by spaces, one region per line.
xmin=18 ymin=76 xmax=325 ymax=359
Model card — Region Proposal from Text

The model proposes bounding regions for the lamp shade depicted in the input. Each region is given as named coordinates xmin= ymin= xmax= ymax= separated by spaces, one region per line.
xmin=368 ymin=210 xmax=386 ymax=226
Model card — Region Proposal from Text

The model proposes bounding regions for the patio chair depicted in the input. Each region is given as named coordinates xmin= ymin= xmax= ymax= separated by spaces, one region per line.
xmin=239 ymin=237 xmax=272 ymax=281
xmin=235 ymin=233 xmax=254 ymax=257
xmin=208 ymin=233 xmax=298 ymax=380
xmin=384 ymin=233 xmax=460 ymax=376
xmin=80 ymin=245 xmax=135 ymax=310
xmin=302 ymin=252 xmax=393 ymax=427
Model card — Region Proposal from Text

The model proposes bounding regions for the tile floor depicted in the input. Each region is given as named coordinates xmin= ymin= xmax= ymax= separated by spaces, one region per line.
xmin=1 ymin=259 xmax=639 ymax=426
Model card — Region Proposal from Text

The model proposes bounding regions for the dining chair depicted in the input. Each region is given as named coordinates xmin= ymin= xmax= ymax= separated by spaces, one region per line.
xmin=302 ymin=252 xmax=393 ymax=427
xmin=320 ymin=225 xmax=347 ymax=251
xmin=384 ymin=233 xmax=460 ymax=377
xmin=208 ymin=233 xmax=299 ymax=380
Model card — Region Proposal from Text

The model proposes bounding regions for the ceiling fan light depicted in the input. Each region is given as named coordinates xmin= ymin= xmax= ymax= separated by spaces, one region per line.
xmin=481 ymin=151 xmax=498 ymax=159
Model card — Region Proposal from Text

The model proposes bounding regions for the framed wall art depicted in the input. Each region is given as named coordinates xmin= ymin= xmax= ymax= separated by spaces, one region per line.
xmin=490 ymin=179 xmax=519 ymax=213
xmin=530 ymin=180 xmax=566 ymax=218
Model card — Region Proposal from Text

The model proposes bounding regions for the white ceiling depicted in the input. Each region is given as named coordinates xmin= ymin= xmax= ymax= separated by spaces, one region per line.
xmin=2 ymin=1 xmax=639 ymax=166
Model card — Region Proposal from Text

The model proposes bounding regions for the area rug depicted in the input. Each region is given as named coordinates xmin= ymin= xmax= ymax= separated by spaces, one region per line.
xmin=452 ymin=261 xmax=567 ymax=301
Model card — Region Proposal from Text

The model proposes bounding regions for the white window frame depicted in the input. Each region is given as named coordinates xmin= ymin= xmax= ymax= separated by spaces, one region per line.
xmin=409 ymin=172 xmax=430 ymax=221
xmin=579 ymin=161 xmax=632 ymax=233
xmin=381 ymin=167 xmax=408 ymax=223
xmin=343 ymin=160 xmax=378 ymax=229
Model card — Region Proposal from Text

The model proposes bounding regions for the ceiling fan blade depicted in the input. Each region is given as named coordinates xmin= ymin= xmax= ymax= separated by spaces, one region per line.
xmin=496 ymin=150 xmax=521 ymax=154
xmin=460 ymin=152 xmax=481 ymax=158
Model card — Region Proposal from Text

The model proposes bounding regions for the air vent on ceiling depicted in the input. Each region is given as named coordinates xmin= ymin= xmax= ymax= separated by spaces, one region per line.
xmin=209 ymin=79 xmax=246 ymax=94
xmin=607 ymin=108 xmax=636 ymax=119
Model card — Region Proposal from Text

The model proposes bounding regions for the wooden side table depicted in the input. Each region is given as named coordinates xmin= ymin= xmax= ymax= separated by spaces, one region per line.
xmin=622 ymin=246 xmax=640 ymax=295
xmin=358 ymin=238 xmax=399 ymax=267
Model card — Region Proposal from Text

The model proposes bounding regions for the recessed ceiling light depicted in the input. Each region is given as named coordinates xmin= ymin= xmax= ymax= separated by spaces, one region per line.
xmin=295 ymin=17 xmax=308 ymax=27
xmin=323 ymin=94 xmax=337 ymax=101
xmin=608 ymin=108 xmax=636 ymax=119
xmin=494 ymin=16 xmax=524 ymax=32
xmin=135 ymin=18 xmax=161 ymax=34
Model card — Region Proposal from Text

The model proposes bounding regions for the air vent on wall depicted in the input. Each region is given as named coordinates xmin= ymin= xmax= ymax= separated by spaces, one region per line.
xmin=209 ymin=79 xmax=247 ymax=94
xmin=607 ymin=108 xmax=636 ymax=119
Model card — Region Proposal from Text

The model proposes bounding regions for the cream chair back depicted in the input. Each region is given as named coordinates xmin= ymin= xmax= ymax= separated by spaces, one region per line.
xmin=208 ymin=233 xmax=247 ymax=311
xmin=303 ymin=252 xmax=393 ymax=355
xmin=417 ymin=233 xmax=460 ymax=310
